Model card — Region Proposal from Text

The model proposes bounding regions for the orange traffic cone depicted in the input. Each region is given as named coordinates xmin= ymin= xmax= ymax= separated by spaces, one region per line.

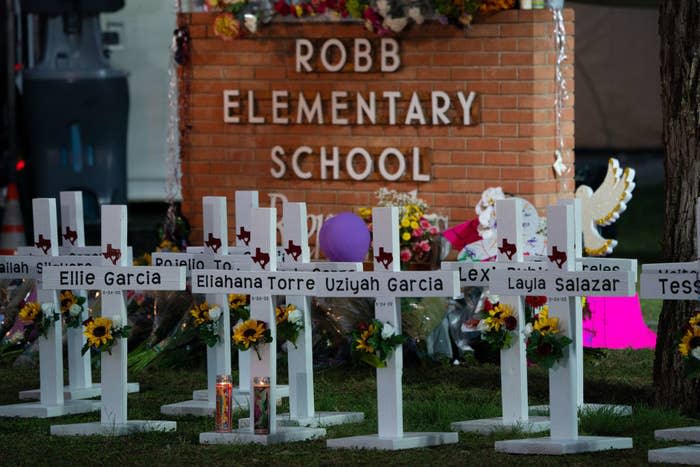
xmin=0 ymin=183 xmax=26 ymax=255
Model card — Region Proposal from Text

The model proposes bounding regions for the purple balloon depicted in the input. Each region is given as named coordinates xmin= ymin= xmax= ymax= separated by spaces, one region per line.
xmin=319 ymin=212 xmax=371 ymax=262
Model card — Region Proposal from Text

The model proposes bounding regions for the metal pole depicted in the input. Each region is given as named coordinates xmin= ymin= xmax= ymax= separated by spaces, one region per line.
xmin=5 ymin=0 xmax=16 ymax=180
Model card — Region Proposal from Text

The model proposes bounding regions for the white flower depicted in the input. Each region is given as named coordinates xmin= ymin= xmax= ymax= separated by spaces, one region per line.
xmin=381 ymin=322 xmax=397 ymax=339
xmin=484 ymin=292 xmax=500 ymax=304
xmin=111 ymin=315 xmax=123 ymax=329
xmin=41 ymin=302 xmax=55 ymax=314
xmin=69 ymin=303 xmax=82 ymax=317
xmin=475 ymin=187 xmax=505 ymax=237
xmin=523 ymin=323 xmax=534 ymax=338
xmin=384 ymin=16 xmax=408 ymax=33
xmin=9 ymin=331 xmax=24 ymax=343
xmin=692 ymin=347 xmax=700 ymax=361
xmin=376 ymin=0 xmax=390 ymax=16
xmin=287 ymin=307 xmax=302 ymax=324
xmin=477 ymin=320 xmax=489 ymax=332
xmin=243 ymin=14 xmax=258 ymax=34
xmin=407 ymin=6 xmax=424 ymax=24
xmin=209 ymin=306 xmax=222 ymax=321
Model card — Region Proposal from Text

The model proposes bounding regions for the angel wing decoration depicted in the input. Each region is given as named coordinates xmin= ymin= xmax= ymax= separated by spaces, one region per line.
xmin=575 ymin=158 xmax=636 ymax=256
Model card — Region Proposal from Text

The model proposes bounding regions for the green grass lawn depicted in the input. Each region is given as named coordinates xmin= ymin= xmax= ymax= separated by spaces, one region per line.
xmin=1 ymin=347 xmax=697 ymax=466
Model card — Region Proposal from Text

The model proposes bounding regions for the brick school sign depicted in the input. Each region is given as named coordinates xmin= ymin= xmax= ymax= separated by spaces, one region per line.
xmin=177 ymin=9 xmax=575 ymax=243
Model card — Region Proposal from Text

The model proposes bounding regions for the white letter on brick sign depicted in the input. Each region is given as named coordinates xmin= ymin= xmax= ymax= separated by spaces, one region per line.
xmin=247 ymin=90 xmax=265 ymax=124
xmin=357 ymin=92 xmax=376 ymax=125
xmin=320 ymin=147 xmax=340 ymax=180
xmin=383 ymin=91 xmax=401 ymax=125
xmin=297 ymin=92 xmax=324 ymax=124
xmin=378 ymin=148 xmax=406 ymax=181
xmin=296 ymin=39 xmax=313 ymax=72
xmin=346 ymin=148 xmax=373 ymax=180
xmin=272 ymin=90 xmax=289 ymax=124
xmin=270 ymin=146 xmax=286 ymax=178
xmin=354 ymin=38 xmax=372 ymax=72
xmin=331 ymin=91 xmax=349 ymax=125
xmin=431 ymin=91 xmax=451 ymax=125
xmin=412 ymin=147 xmax=430 ymax=182
xmin=223 ymin=90 xmax=240 ymax=123
xmin=292 ymin=146 xmax=312 ymax=179
xmin=457 ymin=91 xmax=477 ymax=126
xmin=320 ymin=38 xmax=347 ymax=72
xmin=405 ymin=92 xmax=426 ymax=125
xmin=380 ymin=38 xmax=400 ymax=72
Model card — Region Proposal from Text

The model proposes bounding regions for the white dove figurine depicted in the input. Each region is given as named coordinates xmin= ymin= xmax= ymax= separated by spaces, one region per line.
xmin=575 ymin=158 xmax=636 ymax=256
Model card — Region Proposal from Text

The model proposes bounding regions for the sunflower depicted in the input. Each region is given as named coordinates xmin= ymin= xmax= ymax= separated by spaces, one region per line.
xmin=228 ymin=294 xmax=248 ymax=310
xmin=233 ymin=319 xmax=266 ymax=349
xmin=533 ymin=307 xmax=559 ymax=335
xmin=679 ymin=326 xmax=700 ymax=357
xmin=190 ymin=302 xmax=211 ymax=326
xmin=355 ymin=324 xmax=376 ymax=353
xmin=84 ymin=317 xmax=113 ymax=348
xmin=276 ymin=304 xmax=295 ymax=324
xmin=60 ymin=290 xmax=78 ymax=314
xmin=484 ymin=303 xmax=513 ymax=331
xmin=18 ymin=302 xmax=41 ymax=323
xmin=689 ymin=312 xmax=700 ymax=328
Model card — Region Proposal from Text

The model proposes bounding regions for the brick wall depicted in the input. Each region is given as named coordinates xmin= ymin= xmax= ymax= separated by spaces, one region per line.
xmin=178 ymin=9 xmax=575 ymax=244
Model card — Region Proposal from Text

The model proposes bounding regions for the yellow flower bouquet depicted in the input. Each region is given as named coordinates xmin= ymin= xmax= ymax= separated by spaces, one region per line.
xmin=276 ymin=304 xmax=304 ymax=348
xmin=228 ymin=293 xmax=250 ymax=323
xmin=233 ymin=319 xmax=273 ymax=360
xmin=81 ymin=315 xmax=130 ymax=355
xmin=523 ymin=306 xmax=572 ymax=370
xmin=351 ymin=319 xmax=406 ymax=368
xmin=465 ymin=294 xmax=517 ymax=350
xmin=679 ymin=311 xmax=700 ymax=379
xmin=60 ymin=290 xmax=87 ymax=328
xmin=18 ymin=301 xmax=59 ymax=339
xmin=190 ymin=301 xmax=223 ymax=347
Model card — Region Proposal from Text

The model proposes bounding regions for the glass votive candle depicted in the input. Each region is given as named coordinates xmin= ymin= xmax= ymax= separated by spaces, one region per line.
xmin=253 ymin=376 xmax=271 ymax=434
xmin=215 ymin=374 xmax=233 ymax=432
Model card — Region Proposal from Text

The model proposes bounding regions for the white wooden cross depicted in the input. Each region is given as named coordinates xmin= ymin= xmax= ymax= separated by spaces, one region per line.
xmin=492 ymin=204 xmax=635 ymax=455
xmin=17 ymin=191 xmax=139 ymax=401
xmin=42 ymin=204 xmax=186 ymax=436
xmin=0 ymin=198 xmax=100 ymax=418
xmin=447 ymin=199 xmax=549 ymax=433
xmin=277 ymin=202 xmax=364 ymax=427
xmin=196 ymin=206 xmax=461 ymax=448
xmin=159 ymin=196 xmax=238 ymax=416
xmin=641 ymin=197 xmax=700 ymax=462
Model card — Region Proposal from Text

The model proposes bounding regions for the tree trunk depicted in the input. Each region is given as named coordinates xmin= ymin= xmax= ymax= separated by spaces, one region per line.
xmin=654 ymin=0 xmax=700 ymax=415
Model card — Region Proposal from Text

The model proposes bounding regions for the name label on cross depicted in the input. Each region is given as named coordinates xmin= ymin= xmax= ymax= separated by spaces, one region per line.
xmin=42 ymin=266 xmax=186 ymax=291
xmin=0 ymin=256 xmax=105 ymax=280
xmin=640 ymin=272 xmax=700 ymax=299
xmin=192 ymin=270 xmax=460 ymax=298
xmin=490 ymin=270 xmax=635 ymax=297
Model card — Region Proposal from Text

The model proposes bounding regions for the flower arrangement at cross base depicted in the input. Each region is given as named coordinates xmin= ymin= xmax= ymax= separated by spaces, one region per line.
xmin=358 ymin=188 xmax=442 ymax=269
xmin=276 ymin=304 xmax=304 ymax=348
xmin=524 ymin=295 xmax=547 ymax=324
xmin=351 ymin=319 xmax=406 ymax=368
xmin=523 ymin=305 xmax=572 ymax=370
xmin=233 ymin=319 xmax=273 ymax=359
xmin=60 ymin=290 xmax=87 ymax=328
xmin=81 ymin=315 xmax=131 ymax=355
xmin=464 ymin=293 xmax=517 ymax=350
xmin=190 ymin=301 xmax=223 ymax=347
xmin=229 ymin=293 xmax=251 ymax=323
xmin=18 ymin=301 xmax=59 ymax=339
xmin=679 ymin=311 xmax=700 ymax=379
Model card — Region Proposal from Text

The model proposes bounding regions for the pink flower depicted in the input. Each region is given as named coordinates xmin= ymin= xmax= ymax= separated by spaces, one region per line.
xmin=400 ymin=249 xmax=412 ymax=263
xmin=419 ymin=218 xmax=431 ymax=229
xmin=412 ymin=228 xmax=424 ymax=238
xmin=420 ymin=240 xmax=431 ymax=252
xmin=428 ymin=226 xmax=439 ymax=235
